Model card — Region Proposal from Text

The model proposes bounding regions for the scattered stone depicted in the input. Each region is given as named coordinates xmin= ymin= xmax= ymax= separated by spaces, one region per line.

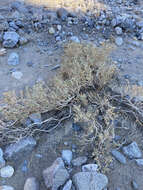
xmin=115 ymin=27 xmax=123 ymax=35
xmin=43 ymin=157 xmax=69 ymax=190
xmin=0 ymin=165 xmax=14 ymax=178
xmin=0 ymin=186 xmax=14 ymax=190
xmin=135 ymin=159 xmax=143 ymax=167
xmin=122 ymin=142 xmax=142 ymax=159
xmin=111 ymin=149 xmax=126 ymax=164
xmin=0 ymin=148 xmax=5 ymax=169
xmin=73 ymin=172 xmax=108 ymax=190
xmin=3 ymin=31 xmax=19 ymax=48
xmin=57 ymin=25 xmax=62 ymax=31
xmin=8 ymin=52 xmax=19 ymax=66
xmin=115 ymin=37 xmax=123 ymax=46
xmin=19 ymin=37 xmax=28 ymax=45
xmin=63 ymin=180 xmax=72 ymax=190
xmin=4 ymin=137 xmax=37 ymax=161
xmin=62 ymin=150 xmax=73 ymax=165
xmin=70 ymin=36 xmax=80 ymax=43
xmin=57 ymin=8 xmax=68 ymax=21
xmin=29 ymin=113 xmax=42 ymax=125
xmin=72 ymin=156 xmax=87 ymax=167
xmin=24 ymin=177 xmax=39 ymax=190
xmin=12 ymin=71 xmax=23 ymax=80
xmin=49 ymin=27 xmax=55 ymax=34
xmin=131 ymin=180 xmax=139 ymax=190
xmin=82 ymin=164 xmax=98 ymax=172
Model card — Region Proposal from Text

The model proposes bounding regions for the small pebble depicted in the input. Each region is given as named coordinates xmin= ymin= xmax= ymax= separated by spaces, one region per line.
xmin=8 ymin=52 xmax=19 ymax=66
xmin=131 ymin=180 xmax=138 ymax=190
xmin=63 ymin=180 xmax=72 ymax=190
xmin=12 ymin=71 xmax=23 ymax=80
xmin=0 ymin=165 xmax=14 ymax=178
xmin=82 ymin=164 xmax=98 ymax=172
xmin=62 ymin=150 xmax=73 ymax=165
xmin=111 ymin=149 xmax=126 ymax=164
xmin=24 ymin=177 xmax=39 ymax=190
xmin=115 ymin=37 xmax=123 ymax=46
xmin=0 ymin=186 xmax=14 ymax=190
xmin=135 ymin=159 xmax=143 ymax=167
xmin=49 ymin=27 xmax=55 ymax=34
xmin=72 ymin=156 xmax=87 ymax=166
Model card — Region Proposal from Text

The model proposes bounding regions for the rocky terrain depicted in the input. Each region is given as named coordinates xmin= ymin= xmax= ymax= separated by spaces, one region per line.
xmin=0 ymin=0 xmax=143 ymax=190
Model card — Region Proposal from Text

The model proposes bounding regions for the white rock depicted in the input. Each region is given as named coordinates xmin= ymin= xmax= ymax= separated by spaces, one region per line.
xmin=0 ymin=148 xmax=5 ymax=168
xmin=49 ymin=27 xmax=55 ymax=34
xmin=62 ymin=150 xmax=72 ymax=165
xmin=12 ymin=71 xmax=23 ymax=80
xmin=57 ymin=25 xmax=62 ymax=31
xmin=0 ymin=165 xmax=14 ymax=178
xmin=0 ymin=186 xmax=14 ymax=190
xmin=24 ymin=177 xmax=39 ymax=190
xmin=135 ymin=159 xmax=143 ymax=167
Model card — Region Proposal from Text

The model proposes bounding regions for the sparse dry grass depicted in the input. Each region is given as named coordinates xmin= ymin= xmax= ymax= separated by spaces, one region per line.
xmin=25 ymin=0 xmax=106 ymax=15
xmin=1 ymin=42 xmax=143 ymax=171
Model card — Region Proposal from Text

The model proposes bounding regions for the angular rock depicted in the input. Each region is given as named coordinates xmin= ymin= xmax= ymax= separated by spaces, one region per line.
xmin=72 ymin=156 xmax=87 ymax=166
xmin=73 ymin=172 xmax=108 ymax=190
xmin=0 ymin=165 xmax=14 ymax=178
xmin=8 ymin=52 xmax=19 ymax=66
xmin=122 ymin=142 xmax=142 ymax=159
xmin=82 ymin=164 xmax=98 ymax=172
xmin=3 ymin=32 xmax=19 ymax=48
xmin=62 ymin=150 xmax=72 ymax=165
xmin=135 ymin=159 xmax=143 ymax=167
xmin=12 ymin=71 xmax=23 ymax=80
xmin=111 ymin=149 xmax=126 ymax=164
xmin=0 ymin=148 xmax=5 ymax=169
xmin=43 ymin=157 xmax=69 ymax=190
xmin=0 ymin=186 xmax=14 ymax=190
xmin=63 ymin=180 xmax=72 ymax=190
xmin=115 ymin=37 xmax=123 ymax=46
xmin=24 ymin=177 xmax=39 ymax=190
xmin=4 ymin=137 xmax=37 ymax=161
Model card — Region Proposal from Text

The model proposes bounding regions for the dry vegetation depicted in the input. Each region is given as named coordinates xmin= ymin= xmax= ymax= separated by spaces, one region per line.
xmin=0 ymin=42 xmax=143 ymax=170
xmin=25 ymin=0 xmax=106 ymax=15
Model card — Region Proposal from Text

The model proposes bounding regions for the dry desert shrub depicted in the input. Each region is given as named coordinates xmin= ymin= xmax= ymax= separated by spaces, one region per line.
xmin=0 ymin=42 xmax=115 ymax=122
